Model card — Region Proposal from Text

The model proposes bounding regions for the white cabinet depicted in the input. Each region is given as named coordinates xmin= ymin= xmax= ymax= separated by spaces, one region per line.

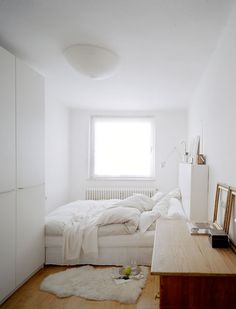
xmin=0 ymin=47 xmax=15 ymax=193
xmin=0 ymin=191 xmax=16 ymax=301
xmin=0 ymin=47 xmax=16 ymax=302
xmin=0 ymin=47 xmax=45 ymax=304
xmin=16 ymin=185 xmax=45 ymax=286
xmin=16 ymin=59 xmax=44 ymax=188
xmin=15 ymin=59 xmax=45 ymax=288
xmin=179 ymin=163 xmax=209 ymax=221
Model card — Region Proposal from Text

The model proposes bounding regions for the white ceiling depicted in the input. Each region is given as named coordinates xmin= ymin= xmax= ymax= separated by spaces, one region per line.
xmin=0 ymin=0 xmax=234 ymax=110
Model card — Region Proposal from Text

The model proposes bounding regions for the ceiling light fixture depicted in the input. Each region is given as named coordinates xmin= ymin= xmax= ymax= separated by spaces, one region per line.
xmin=64 ymin=44 xmax=119 ymax=80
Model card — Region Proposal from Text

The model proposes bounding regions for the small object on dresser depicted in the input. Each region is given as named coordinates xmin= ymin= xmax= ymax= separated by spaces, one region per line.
xmin=208 ymin=229 xmax=229 ymax=248
xmin=187 ymin=221 xmax=213 ymax=235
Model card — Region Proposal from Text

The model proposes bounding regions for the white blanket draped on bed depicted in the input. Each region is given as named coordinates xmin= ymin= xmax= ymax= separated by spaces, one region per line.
xmin=62 ymin=194 xmax=154 ymax=264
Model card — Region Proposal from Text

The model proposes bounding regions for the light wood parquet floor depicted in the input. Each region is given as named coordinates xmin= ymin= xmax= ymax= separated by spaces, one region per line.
xmin=1 ymin=266 xmax=160 ymax=309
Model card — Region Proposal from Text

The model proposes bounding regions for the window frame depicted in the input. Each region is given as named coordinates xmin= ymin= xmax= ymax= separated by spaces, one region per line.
xmin=89 ymin=115 xmax=156 ymax=180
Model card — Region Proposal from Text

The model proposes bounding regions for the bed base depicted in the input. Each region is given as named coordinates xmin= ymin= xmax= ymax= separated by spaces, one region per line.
xmin=45 ymin=246 xmax=153 ymax=266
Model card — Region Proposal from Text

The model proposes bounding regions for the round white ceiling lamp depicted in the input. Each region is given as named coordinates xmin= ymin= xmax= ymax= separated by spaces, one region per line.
xmin=64 ymin=44 xmax=119 ymax=80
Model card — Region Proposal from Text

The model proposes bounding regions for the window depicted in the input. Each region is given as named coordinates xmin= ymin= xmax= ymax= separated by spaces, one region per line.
xmin=90 ymin=116 xmax=155 ymax=179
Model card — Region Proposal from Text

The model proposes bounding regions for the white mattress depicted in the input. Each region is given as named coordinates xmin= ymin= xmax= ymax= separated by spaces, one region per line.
xmin=46 ymin=230 xmax=155 ymax=248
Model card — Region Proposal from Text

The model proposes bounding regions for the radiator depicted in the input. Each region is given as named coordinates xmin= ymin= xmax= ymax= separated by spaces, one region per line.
xmin=85 ymin=187 xmax=157 ymax=200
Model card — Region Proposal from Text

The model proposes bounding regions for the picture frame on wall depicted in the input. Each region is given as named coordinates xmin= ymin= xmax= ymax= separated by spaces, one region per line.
xmin=227 ymin=187 xmax=236 ymax=247
xmin=213 ymin=183 xmax=231 ymax=231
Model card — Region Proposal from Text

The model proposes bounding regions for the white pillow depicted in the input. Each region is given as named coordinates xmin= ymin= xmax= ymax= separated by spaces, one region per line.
xmin=139 ymin=210 xmax=161 ymax=233
xmin=167 ymin=188 xmax=181 ymax=200
xmin=113 ymin=194 xmax=155 ymax=212
xmin=153 ymin=197 xmax=170 ymax=217
xmin=167 ymin=198 xmax=185 ymax=219
xmin=151 ymin=191 xmax=165 ymax=203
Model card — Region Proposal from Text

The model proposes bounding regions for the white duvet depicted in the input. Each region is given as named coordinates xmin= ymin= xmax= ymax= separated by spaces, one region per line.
xmin=62 ymin=194 xmax=154 ymax=263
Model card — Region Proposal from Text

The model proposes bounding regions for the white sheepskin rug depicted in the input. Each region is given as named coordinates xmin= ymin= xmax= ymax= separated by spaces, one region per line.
xmin=40 ymin=265 xmax=149 ymax=304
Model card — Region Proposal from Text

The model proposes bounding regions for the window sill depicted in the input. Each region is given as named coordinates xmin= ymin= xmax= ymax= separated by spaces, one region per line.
xmin=87 ymin=177 xmax=157 ymax=181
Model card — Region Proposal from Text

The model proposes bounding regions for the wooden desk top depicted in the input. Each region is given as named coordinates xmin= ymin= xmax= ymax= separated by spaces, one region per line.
xmin=151 ymin=219 xmax=236 ymax=276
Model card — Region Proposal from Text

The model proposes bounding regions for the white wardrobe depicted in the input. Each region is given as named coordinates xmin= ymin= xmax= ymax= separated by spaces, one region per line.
xmin=0 ymin=47 xmax=45 ymax=303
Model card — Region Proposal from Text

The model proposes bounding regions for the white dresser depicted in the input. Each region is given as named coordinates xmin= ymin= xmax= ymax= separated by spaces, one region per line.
xmin=178 ymin=163 xmax=209 ymax=221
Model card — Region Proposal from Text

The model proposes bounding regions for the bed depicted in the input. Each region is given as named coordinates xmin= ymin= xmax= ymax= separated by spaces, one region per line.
xmin=45 ymin=189 xmax=185 ymax=266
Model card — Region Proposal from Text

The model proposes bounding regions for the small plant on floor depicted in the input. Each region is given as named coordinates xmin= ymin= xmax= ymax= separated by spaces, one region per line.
xmin=122 ymin=266 xmax=132 ymax=279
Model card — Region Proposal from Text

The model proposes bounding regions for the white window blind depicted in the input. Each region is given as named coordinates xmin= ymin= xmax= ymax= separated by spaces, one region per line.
xmin=90 ymin=117 xmax=155 ymax=179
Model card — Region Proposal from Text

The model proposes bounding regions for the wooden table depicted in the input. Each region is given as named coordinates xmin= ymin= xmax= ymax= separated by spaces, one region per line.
xmin=151 ymin=219 xmax=236 ymax=309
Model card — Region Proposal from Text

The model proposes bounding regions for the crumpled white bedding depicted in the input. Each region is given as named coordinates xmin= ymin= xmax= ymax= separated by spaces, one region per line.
xmin=45 ymin=199 xmax=120 ymax=236
xmin=45 ymin=195 xmax=155 ymax=237
xmin=62 ymin=199 xmax=143 ymax=263
xmin=45 ymin=190 xmax=185 ymax=264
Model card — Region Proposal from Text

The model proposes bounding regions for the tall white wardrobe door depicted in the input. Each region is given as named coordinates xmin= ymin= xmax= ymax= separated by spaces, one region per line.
xmin=16 ymin=185 xmax=44 ymax=286
xmin=16 ymin=59 xmax=44 ymax=188
xmin=0 ymin=191 xmax=16 ymax=302
xmin=0 ymin=47 xmax=15 ymax=193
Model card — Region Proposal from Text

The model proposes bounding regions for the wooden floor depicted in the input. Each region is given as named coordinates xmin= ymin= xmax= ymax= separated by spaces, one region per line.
xmin=1 ymin=266 xmax=160 ymax=309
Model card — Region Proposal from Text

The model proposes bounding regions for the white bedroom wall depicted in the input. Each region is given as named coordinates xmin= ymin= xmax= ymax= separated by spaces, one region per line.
xmin=45 ymin=95 xmax=69 ymax=214
xmin=69 ymin=110 xmax=187 ymax=201
xmin=188 ymin=3 xmax=236 ymax=219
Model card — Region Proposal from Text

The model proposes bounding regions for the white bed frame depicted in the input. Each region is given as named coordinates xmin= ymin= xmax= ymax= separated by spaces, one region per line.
xmin=45 ymin=231 xmax=155 ymax=266
xmin=45 ymin=245 xmax=153 ymax=266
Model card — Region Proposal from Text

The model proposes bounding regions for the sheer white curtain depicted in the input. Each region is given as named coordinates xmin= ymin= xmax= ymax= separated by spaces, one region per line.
xmin=90 ymin=117 xmax=155 ymax=178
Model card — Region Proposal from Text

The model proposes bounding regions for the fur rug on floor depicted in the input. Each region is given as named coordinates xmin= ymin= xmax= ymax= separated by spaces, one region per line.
xmin=40 ymin=265 xmax=149 ymax=304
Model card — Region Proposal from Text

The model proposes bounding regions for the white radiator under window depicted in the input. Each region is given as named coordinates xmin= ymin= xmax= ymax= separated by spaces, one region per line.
xmin=85 ymin=187 xmax=157 ymax=200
